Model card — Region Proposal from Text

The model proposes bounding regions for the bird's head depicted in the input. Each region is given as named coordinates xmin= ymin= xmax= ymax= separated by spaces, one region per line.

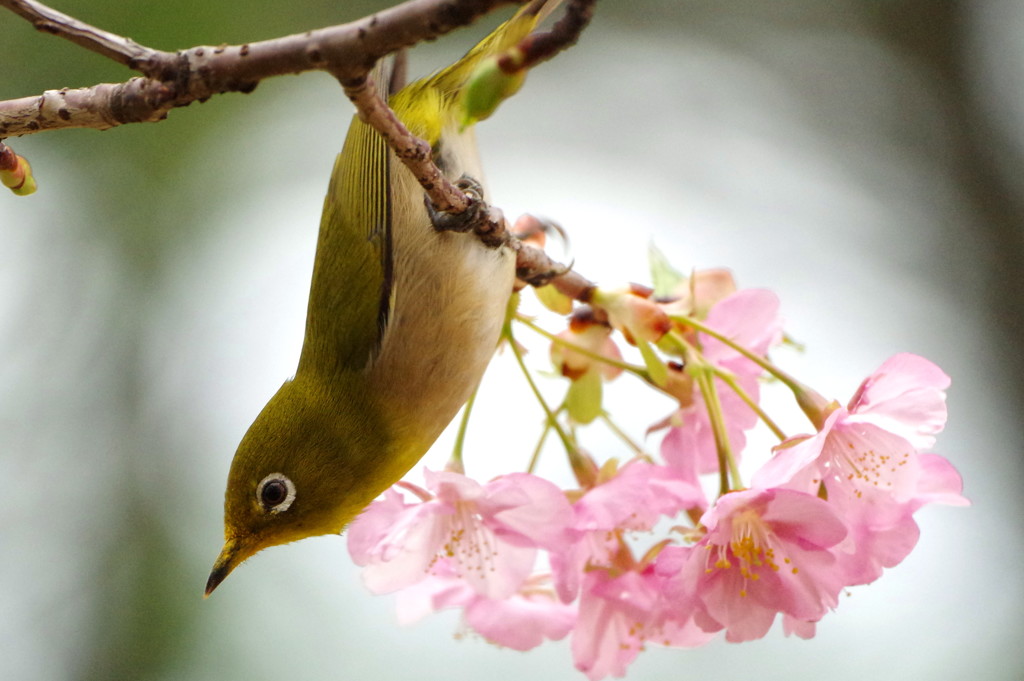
xmin=205 ymin=374 xmax=390 ymax=596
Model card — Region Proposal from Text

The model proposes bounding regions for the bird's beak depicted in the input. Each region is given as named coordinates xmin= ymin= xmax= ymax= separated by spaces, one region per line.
xmin=205 ymin=536 xmax=257 ymax=598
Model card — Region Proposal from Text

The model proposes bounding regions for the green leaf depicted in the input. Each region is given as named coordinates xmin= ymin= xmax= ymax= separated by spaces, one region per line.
xmin=566 ymin=370 xmax=603 ymax=424
xmin=638 ymin=338 xmax=669 ymax=387
xmin=535 ymin=283 xmax=573 ymax=315
xmin=648 ymin=241 xmax=684 ymax=298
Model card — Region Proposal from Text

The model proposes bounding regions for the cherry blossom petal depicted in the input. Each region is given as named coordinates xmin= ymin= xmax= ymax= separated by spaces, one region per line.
xmin=682 ymin=488 xmax=848 ymax=641
xmin=347 ymin=487 xmax=416 ymax=565
xmin=782 ymin=615 xmax=818 ymax=639
xmin=571 ymin=569 xmax=671 ymax=680
xmin=393 ymin=560 xmax=474 ymax=625
xmin=699 ymin=289 xmax=782 ymax=366
xmin=465 ymin=588 xmax=576 ymax=651
xmin=476 ymin=473 xmax=574 ymax=549
xmin=751 ymin=411 xmax=840 ymax=491
xmin=574 ymin=461 xmax=703 ymax=532
xmin=846 ymin=353 xmax=950 ymax=449
xmin=913 ymin=453 xmax=969 ymax=508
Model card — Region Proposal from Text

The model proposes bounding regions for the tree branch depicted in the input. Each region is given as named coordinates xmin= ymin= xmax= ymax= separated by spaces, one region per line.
xmin=1 ymin=0 xmax=599 ymax=299
xmin=515 ymin=240 xmax=596 ymax=303
xmin=499 ymin=0 xmax=594 ymax=73
xmin=0 ymin=0 xmax=526 ymax=137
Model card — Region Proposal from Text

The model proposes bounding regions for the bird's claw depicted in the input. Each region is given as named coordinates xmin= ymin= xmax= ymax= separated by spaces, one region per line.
xmin=427 ymin=175 xmax=509 ymax=249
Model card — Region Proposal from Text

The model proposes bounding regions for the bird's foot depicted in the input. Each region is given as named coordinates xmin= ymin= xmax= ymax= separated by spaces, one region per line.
xmin=426 ymin=175 xmax=509 ymax=249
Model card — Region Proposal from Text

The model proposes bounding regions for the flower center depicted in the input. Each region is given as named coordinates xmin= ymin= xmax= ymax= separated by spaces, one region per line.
xmin=707 ymin=509 xmax=791 ymax=597
xmin=825 ymin=425 xmax=913 ymax=499
xmin=431 ymin=501 xmax=498 ymax=578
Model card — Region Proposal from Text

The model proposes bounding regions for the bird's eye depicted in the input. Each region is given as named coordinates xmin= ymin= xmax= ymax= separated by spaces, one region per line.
xmin=256 ymin=473 xmax=296 ymax=513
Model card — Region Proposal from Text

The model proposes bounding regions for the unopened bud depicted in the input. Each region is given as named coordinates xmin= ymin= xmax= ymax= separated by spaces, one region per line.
xmin=551 ymin=314 xmax=622 ymax=381
xmin=0 ymin=145 xmax=37 ymax=196
xmin=459 ymin=53 xmax=526 ymax=130
xmin=593 ymin=287 xmax=671 ymax=345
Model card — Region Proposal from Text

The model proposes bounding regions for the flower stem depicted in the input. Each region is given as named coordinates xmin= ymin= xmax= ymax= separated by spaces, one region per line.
xmin=515 ymin=314 xmax=645 ymax=376
xmin=671 ymin=314 xmax=835 ymax=429
xmin=600 ymin=413 xmax=649 ymax=459
xmin=669 ymin=330 xmax=744 ymax=495
xmin=527 ymin=420 xmax=552 ymax=474
xmin=711 ymin=366 xmax=787 ymax=442
xmin=694 ymin=367 xmax=744 ymax=495
xmin=449 ymin=381 xmax=479 ymax=474
xmin=505 ymin=325 xmax=581 ymax=469
xmin=668 ymin=313 xmax=803 ymax=392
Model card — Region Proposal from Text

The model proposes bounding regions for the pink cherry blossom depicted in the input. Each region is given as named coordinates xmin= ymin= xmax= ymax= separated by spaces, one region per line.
xmin=846 ymin=353 xmax=950 ymax=449
xmin=348 ymin=469 xmax=573 ymax=599
xmin=753 ymin=354 xmax=966 ymax=585
xmin=666 ymin=487 xmax=848 ymax=642
xmin=698 ymin=288 xmax=783 ymax=369
xmin=753 ymin=353 xmax=953 ymax=506
xmin=551 ymin=460 xmax=704 ymax=602
xmin=571 ymin=564 xmax=713 ymax=680
xmin=831 ymin=452 xmax=968 ymax=586
xmin=754 ymin=408 xmax=924 ymax=503
xmin=393 ymin=561 xmax=576 ymax=651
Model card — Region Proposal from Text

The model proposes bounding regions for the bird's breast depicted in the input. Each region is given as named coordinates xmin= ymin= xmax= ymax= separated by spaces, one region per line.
xmin=368 ymin=126 xmax=515 ymax=456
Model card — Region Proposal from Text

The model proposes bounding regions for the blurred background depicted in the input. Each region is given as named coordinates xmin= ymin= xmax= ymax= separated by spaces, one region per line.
xmin=2 ymin=1 xmax=1022 ymax=679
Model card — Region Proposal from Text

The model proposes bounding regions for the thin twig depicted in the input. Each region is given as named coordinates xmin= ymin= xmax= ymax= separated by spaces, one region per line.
xmin=0 ymin=0 xmax=152 ymax=66
xmin=500 ymin=0 xmax=595 ymax=73
xmin=514 ymin=240 xmax=596 ymax=302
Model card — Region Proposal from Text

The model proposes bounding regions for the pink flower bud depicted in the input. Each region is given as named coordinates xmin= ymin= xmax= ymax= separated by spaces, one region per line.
xmin=593 ymin=286 xmax=672 ymax=345
xmin=551 ymin=311 xmax=623 ymax=381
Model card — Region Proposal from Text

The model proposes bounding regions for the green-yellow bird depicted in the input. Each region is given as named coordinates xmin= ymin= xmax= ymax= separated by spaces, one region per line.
xmin=206 ymin=0 xmax=561 ymax=596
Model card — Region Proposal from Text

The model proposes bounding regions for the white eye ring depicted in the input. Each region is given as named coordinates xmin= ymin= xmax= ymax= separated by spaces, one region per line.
xmin=256 ymin=473 xmax=296 ymax=513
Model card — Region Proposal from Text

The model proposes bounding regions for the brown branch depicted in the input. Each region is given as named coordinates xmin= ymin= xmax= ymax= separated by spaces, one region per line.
xmin=0 ymin=0 xmax=526 ymax=138
xmin=2 ymin=0 xmax=598 ymax=295
xmin=514 ymin=240 xmax=596 ymax=302
xmin=0 ymin=79 xmax=177 ymax=134
xmin=500 ymin=0 xmax=595 ymax=73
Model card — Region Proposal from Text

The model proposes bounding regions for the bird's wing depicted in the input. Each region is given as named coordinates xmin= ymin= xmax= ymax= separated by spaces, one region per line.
xmin=299 ymin=61 xmax=395 ymax=375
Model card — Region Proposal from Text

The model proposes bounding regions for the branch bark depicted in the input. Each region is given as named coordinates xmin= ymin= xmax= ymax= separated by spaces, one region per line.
xmin=0 ymin=0 xmax=525 ymax=137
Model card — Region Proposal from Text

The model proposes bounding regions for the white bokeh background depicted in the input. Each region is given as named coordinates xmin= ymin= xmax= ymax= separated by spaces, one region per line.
xmin=1 ymin=2 xmax=1021 ymax=680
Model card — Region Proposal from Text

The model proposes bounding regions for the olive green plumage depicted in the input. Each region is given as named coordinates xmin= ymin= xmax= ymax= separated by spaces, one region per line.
xmin=207 ymin=0 xmax=558 ymax=595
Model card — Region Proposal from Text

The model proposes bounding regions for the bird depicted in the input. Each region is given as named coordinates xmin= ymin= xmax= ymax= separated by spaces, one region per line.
xmin=205 ymin=0 xmax=561 ymax=596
